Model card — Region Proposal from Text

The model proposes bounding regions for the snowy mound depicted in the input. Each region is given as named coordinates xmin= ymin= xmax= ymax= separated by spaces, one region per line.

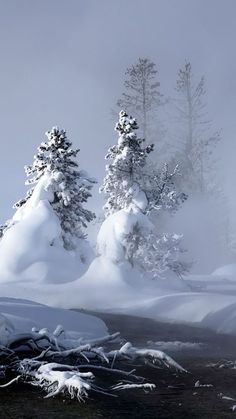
xmin=0 ymin=297 xmax=107 ymax=343
xmin=202 ymin=301 xmax=236 ymax=335
xmin=211 ymin=264 xmax=236 ymax=279
xmin=0 ymin=174 xmax=93 ymax=284
xmin=75 ymin=268 xmax=189 ymax=311
xmin=97 ymin=207 xmax=152 ymax=263
xmin=76 ymin=256 xmax=146 ymax=310
xmin=116 ymin=291 xmax=236 ymax=336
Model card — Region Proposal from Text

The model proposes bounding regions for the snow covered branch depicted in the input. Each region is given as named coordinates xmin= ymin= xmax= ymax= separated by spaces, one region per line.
xmin=0 ymin=324 xmax=186 ymax=402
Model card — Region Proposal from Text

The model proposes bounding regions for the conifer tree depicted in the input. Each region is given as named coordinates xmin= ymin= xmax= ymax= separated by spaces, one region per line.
xmin=100 ymin=111 xmax=189 ymax=278
xmin=100 ymin=110 xmax=154 ymax=216
xmin=116 ymin=58 xmax=162 ymax=143
xmin=171 ymin=62 xmax=220 ymax=193
xmin=3 ymin=127 xmax=96 ymax=250
xmin=101 ymin=111 xmax=186 ymax=217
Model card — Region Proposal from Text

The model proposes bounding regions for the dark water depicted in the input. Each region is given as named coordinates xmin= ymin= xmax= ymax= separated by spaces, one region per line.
xmin=1 ymin=311 xmax=236 ymax=418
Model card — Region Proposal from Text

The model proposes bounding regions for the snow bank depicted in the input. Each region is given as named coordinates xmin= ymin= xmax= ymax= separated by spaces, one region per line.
xmin=0 ymin=297 xmax=107 ymax=344
xmin=73 ymin=256 xmax=151 ymax=310
xmin=1 ymin=178 xmax=236 ymax=340
xmin=0 ymin=173 xmax=93 ymax=284
xmin=97 ymin=207 xmax=152 ymax=263
xmin=202 ymin=301 xmax=236 ymax=335
xmin=211 ymin=264 xmax=236 ymax=278
xmin=0 ymin=198 xmax=189 ymax=315
xmin=116 ymin=291 xmax=236 ymax=336
xmin=118 ymin=292 xmax=234 ymax=322
xmin=185 ymin=264 xmax=236 ymax=295
xmin=71 ymin=205 xmax=189 ymax=310
xmin=0 ymin=268 xmax=236 ymax=338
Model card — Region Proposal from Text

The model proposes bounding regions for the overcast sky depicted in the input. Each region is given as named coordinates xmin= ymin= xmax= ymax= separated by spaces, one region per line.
xmin=0 ymin=0 xmax=235 ymax=221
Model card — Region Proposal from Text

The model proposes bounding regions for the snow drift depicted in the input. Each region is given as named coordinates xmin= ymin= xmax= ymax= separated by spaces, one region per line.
xmin=0 ymin=297 xmax=107 ymax=345
xmin=0 ymin=173 xmax=93 ymax=283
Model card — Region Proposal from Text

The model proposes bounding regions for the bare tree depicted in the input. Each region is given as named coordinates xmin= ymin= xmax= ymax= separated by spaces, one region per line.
xmin=171 ymin=62 xmax=220 ymax=193
xmin=116 ymin=58 xmax=162 ymax=143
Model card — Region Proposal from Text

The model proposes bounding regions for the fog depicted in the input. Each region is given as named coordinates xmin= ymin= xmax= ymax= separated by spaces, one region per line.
xmin=0 ymin=0 xmax=235 ymax=272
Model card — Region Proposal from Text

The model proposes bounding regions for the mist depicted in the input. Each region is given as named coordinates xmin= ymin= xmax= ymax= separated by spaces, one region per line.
xmin=1 ymin=3 xmax=236 ymax=415
xmin=0 ymin=0 xmax=235 ymax=273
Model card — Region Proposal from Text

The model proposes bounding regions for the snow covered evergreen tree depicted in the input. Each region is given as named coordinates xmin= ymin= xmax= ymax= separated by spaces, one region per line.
xmin=3 ymin=127 xmax=96 ymax=250
xmin=101 ymin=111 xmax=186 ymax=218
xmin=100 ymin=110 xmax=153 ymax=216
xmin=100 ymin=111 xmax=189 ymax=278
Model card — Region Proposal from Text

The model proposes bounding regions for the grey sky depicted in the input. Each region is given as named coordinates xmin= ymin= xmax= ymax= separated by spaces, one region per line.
xmin=0 ymin=0 xmax=235 ymax=221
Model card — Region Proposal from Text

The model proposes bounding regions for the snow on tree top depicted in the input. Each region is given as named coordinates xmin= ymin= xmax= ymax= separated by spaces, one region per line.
xmin=2 ymin=126 xmax=96 ymax=251
xmin=115 ymin=110 xmax=139 ymax=134
xmin=101 ymin=110 xmax=186 ymax=217
xmin=101 ymin=110 xmax=155 ymax=216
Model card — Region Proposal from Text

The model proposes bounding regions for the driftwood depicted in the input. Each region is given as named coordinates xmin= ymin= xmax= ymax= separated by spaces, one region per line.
xmin=0 ymin=325 xmax=186 ymax=401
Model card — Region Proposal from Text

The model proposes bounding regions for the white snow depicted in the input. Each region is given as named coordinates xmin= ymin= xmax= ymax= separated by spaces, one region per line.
xmin=97 ymin=207 xmax=152 ymax=263
xmin=0 ymin=175 xmax=236 ymax=340
xmin=0 ymin=173 xmax=93 ymax=284
xmin=128 ymin=182 xmax=148 ymax=212
xmin=0 ymin=297 xmax=107 ymax=345
xmin=34 ymin=363 xmax=93 ymax=400
xmin=0 ymin=258 xmax=236 ymax=338
xmin=211 ymin=264 xmax=236 ymax=278
xmin=147 ymin=340 xmax=204 ymax=351
xmin=117 ymin=292 xmax=236 ymax=327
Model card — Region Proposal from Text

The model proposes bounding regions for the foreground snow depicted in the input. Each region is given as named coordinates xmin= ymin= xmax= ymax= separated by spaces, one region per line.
xmin=0 ymin=297 xmax=107 ymax=344
xmin=0 ymin=177 xmax=236 ymax=339
xmin=0 ymin=265 xmax=236 ymax=338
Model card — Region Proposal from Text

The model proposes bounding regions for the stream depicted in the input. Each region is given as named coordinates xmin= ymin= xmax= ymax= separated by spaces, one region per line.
xmin=1 ymin=311 xmax=236 ymax=418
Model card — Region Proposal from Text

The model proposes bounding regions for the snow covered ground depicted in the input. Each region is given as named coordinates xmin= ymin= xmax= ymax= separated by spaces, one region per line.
xmin=0 ymin=165 xmax=236 ymax=341
xmin=0 ymin=264 xmax=236 ymax=338
xmin=0 ymin=297 xmax=107 ymax=347
xmin=0 ymin=199 xmax=236 ymax=338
